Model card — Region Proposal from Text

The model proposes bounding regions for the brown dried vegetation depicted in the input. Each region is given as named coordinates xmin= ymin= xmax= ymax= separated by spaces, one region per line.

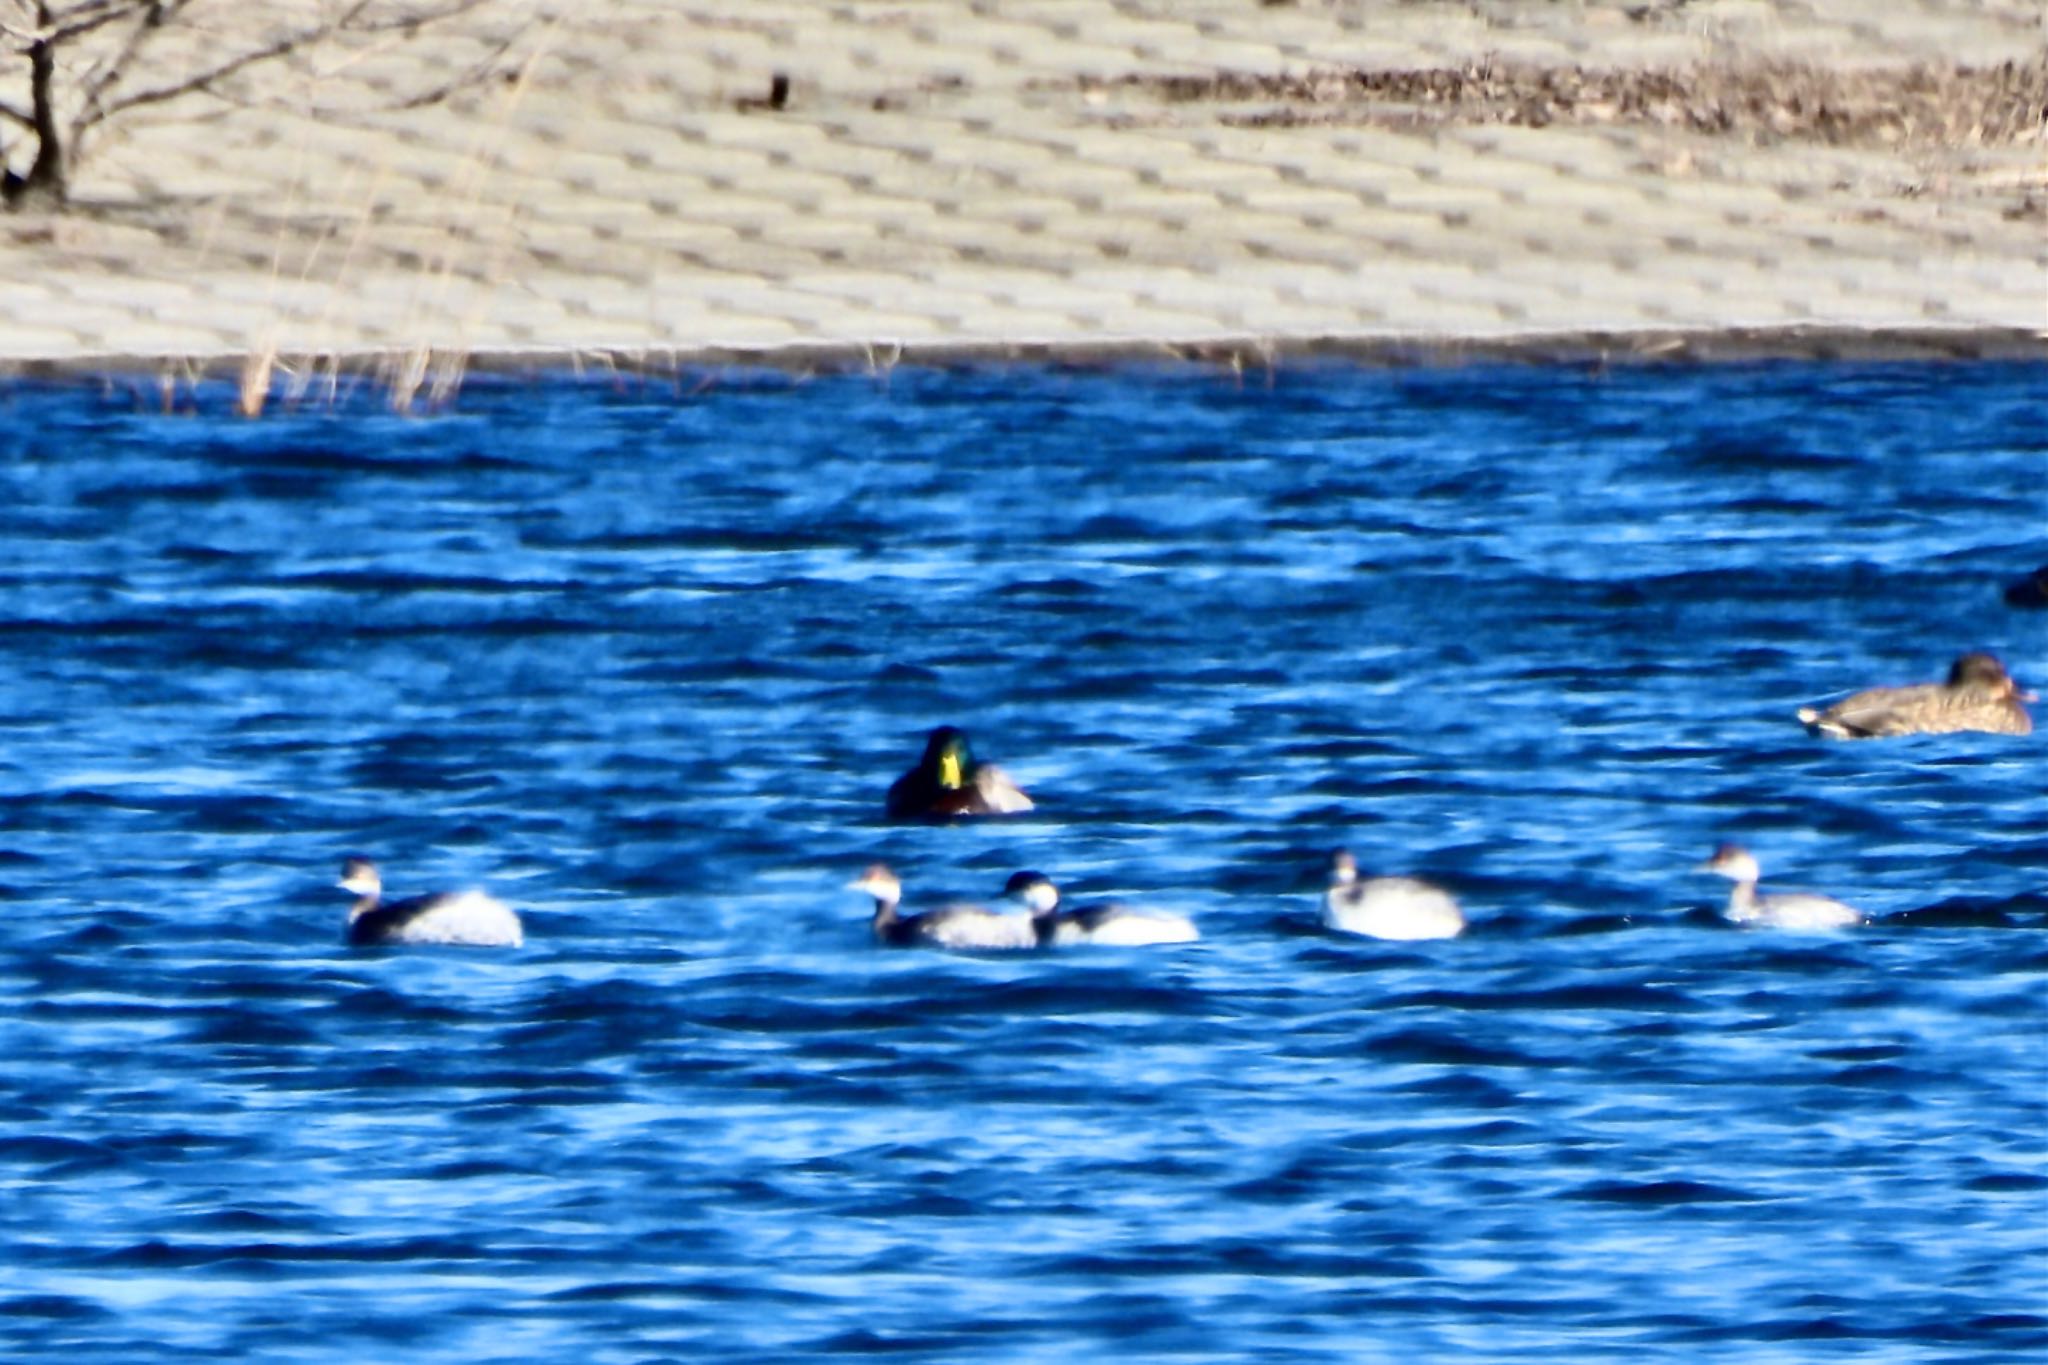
xmin=1102 ymin=56 xmax=2048 ymax=148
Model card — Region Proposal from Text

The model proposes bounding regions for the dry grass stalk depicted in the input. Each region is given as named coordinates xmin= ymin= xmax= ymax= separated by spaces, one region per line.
xmin=426 ymin=348 xmax=467 ymax=408
xmin=387 ymin=344 xmax=430 ymax=414
xmin=238 ymin=341 xmax=275 ymax=417
xmin=382 ymin=28 xmax=553 ymax=413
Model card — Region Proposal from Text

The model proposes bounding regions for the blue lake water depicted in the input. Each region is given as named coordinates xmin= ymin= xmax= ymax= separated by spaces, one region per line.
xmin=0 ymin=360 xmax=2043 ymax=1362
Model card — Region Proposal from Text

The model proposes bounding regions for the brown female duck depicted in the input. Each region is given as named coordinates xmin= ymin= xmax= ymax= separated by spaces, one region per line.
xmin=1797 ymin=652 xmax=2033 ymax=739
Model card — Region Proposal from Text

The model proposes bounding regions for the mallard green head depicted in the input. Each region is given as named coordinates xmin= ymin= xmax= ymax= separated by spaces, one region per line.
xmin=920 ymin=726 xmax=973 ymax=789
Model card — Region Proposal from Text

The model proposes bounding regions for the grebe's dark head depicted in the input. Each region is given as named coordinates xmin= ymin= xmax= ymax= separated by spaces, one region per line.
xmin=338 ymin=857 xmax=382 ymax=896
xmin=1329 ymin=850 xmax=1360 ymax=886
xmin=1699 ymin=843 xmax=1759 ymax=882
xmin=1002 ymin=870 xmax=1060 ymax=914
xmin=847 ymin=864 xmax=902 ymax=901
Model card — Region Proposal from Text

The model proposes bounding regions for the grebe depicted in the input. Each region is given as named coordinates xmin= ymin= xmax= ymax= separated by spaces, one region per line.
xmin=1002 ymin=871 xmax=1199 ymax=947
xmin=1797 ymin=652 xmax=2033 ymax=738
xmin=338 ymin=857 xmax=524 ymax=948
xmin=1322 ymin=850 xmax=1464 ymax=941
xmin=885 ymin=726 xmax=1034 ymax=819
xmin=1699 ymin=844 xmax=1861 ymax=931
xmin=848 ymin=864 xmax=1038 ymax=950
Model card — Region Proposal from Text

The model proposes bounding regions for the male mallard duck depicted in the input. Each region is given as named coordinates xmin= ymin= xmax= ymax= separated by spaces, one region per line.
xmin=1322 ymin=850 xmax=1464 ymax=941
xmin=884 ymin=726 xmax=1034 ymax=819
xmin=1796 ymin=652 xmax=2033 ymax=738
xmin=848 ymin=864 xmax=1038 ymax=950
xmin=1001 ymin=871 xmax=1199 ymax=947
xmin=338 ymin=857 xmax=524 ymax=947
xmin=1698 ymin=844 xmax=1860 ymax=930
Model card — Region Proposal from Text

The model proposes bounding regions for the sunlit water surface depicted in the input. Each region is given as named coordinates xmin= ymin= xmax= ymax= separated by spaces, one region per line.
xmin=1 ymin=362 xmax=2043 ymax=1362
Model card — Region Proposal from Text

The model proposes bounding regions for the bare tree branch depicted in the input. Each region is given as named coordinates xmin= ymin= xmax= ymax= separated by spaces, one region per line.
xmin=47 ymin=0 xmax=154 ymax=48
xmin=183 ymin=13 xmax=528 ymax=122
xmin=9 ymin=0 xmax=529 ymax=207
xmin=47 ymin=0 xmax=136 ymax=22
xmin=77 ymin=0 xmax=380 ymax=131
xmin=0 ymin=0 xmax=139 ymax=44
xmin=2 ymin=1 xmax=144 ymax=62
xmin=74 ymin=0 xmax=191 ymax=124
xmin=384 ymin=26 xmax=521 ymax=111
xmin=343 ymin=0 xmax=495 ymax=35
